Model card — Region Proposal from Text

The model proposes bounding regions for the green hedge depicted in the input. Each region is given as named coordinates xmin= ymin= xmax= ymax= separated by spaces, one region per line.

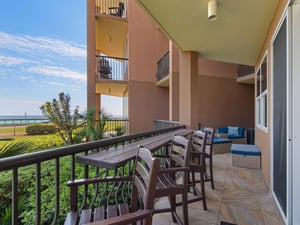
xmin=26 ymin=124 xmax=56 ymax=135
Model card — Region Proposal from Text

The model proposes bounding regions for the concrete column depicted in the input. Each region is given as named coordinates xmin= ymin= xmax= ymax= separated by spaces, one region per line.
xmin=95 ymin=94 xmax=100 ymax=120
xmin=87 ymin=0 xmax=96 ymax=111
xmin=179 ymin=51 xmax=198 ymax=129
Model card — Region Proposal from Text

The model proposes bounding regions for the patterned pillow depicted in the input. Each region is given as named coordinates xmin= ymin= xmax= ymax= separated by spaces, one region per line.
xmin=228 ymin=126 xmax=239 ymax=136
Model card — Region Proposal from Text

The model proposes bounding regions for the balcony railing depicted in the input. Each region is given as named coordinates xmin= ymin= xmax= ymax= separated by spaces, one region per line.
xmin=96 ymin=55 xmax=128 ymax=81
xmin=0 ymin=125 xmax=185 ymax=225
xmin=0 ymin=119 xmax=129 ymax=137
xmin=237 ymin=64 xmax=255 ymax=77
xmin=156 ymin=51 xmax=170 ymax=81
xmin=95 ymin=0 xmax=127 ymax=19
xmin=153 ymin=119 xmax=180 ymax=129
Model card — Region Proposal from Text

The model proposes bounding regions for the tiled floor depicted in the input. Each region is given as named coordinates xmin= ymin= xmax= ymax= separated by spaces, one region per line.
xmin=152 ymin=153 xmax=285 ymax=225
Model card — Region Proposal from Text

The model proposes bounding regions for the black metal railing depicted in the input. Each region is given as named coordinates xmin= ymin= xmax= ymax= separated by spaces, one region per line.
xmin=153 ymin=119 xmax=180 ymax=129
xmin=0 ymin=119 xmax=129 ymax=137
xmin=95 ymin=0 xmax=127 ymax=19
xmin=0 ymin=125 xmax=185 ymax=225
xmin=96 ymin=55 xmax=128 ymax=80
xmin=100 ymin=118 xmax=129 ymax=137
xmin=237 ymin=64 xmax=255 ymax=77
xmin=156 ymin=51 xmax=170 ymax=81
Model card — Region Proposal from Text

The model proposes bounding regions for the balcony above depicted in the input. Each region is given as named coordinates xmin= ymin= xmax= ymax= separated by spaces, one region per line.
xmin=236 ymin=64 xmax=255 ymax=84
xmin=95 ymin=55 xmax=128 ymax=97
xmin=95 ymin=0 xmax=127 ymax=19
xmin=95 ymin=0 xmax=128 ymax=58
xmin=156 ymin=51 xmax=170 ymax=87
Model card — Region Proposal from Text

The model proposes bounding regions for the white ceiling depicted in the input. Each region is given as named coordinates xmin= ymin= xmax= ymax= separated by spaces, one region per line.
xmin=136 ymin=0 xmax=279 ymax=66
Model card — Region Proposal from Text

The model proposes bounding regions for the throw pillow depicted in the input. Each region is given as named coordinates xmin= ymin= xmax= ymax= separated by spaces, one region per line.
xmin=228 ymin=126 xmax=239 ymax=136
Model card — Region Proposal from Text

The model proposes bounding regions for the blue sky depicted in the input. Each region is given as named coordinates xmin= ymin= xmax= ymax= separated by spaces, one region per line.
xmin=0 ymin=0 xmax=122 ymax=116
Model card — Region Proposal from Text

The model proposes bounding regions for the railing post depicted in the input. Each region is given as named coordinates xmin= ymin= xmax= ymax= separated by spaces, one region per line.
xmin=12 ymin=168 xmax=18 ymax=225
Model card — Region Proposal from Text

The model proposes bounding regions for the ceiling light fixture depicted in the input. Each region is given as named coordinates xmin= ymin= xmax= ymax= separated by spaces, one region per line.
xmin=208 ymin=0 xmax=217 ymax=21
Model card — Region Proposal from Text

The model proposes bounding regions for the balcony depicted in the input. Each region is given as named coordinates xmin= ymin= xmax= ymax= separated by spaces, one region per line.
xmin=95 ymin=55 xmax=128 ymax=97
xmin=96 ymin=55 xmax=128 ymax=81
xmin=0 ymin=124 xmax=284 ymax=225
xmin=95 ymin=0 xmax=127 ymax=19
xmin=236 ymin=64 xmax=255 ymax=84
xmin=156 ymin=51 xmax=170 ymax=87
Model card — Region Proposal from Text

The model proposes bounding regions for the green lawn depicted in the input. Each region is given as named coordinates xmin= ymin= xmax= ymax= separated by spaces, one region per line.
xmin=0 ymin=126 xmax=26 ymax=136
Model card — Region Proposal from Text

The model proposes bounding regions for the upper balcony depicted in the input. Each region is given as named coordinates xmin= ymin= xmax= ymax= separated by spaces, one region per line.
xmin=95 ymin=0 xmax=127 ymax=19
xmin=94 ymin=0 xmax=128 ymax=59
xmin=95 ymin=55 xmax=128 ymax=97
xmin=156 ymin=51 xmax=170 ymax=87
xmin=155 ymin=51 xmax=256 ymax=87
xmin=236 ymin=64 xmax=255 ymax=84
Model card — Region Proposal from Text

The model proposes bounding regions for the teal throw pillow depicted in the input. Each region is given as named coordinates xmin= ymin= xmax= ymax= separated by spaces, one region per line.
xmin=228 ymin=126 xmax=239 ymax=136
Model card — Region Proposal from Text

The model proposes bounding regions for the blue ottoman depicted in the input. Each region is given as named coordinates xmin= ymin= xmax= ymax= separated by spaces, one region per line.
xmin=230 ymin=144 xmax=261 ymax=169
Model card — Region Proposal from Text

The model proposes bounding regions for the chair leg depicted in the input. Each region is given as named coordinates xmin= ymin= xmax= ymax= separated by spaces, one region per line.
xmin=191 ymin=171 xmax=197 ymax=195
xmin=209 ymin=156 xmax=215 ymax=189
xmin=182 ymin=189 xmax=189 ymax=225
xmin=169 ymin=195 xmax=177 ymax=223
xmin=200 ymin=170 xmax=207 ymax=210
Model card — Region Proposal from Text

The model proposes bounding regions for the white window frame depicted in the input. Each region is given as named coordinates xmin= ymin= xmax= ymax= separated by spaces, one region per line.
xmin=256 ymin=53 xmax=268 ymax=132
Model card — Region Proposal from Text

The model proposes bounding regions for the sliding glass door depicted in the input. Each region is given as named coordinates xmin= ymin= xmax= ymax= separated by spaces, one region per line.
xmin=272 ymin=18 xmax=287 ymax=216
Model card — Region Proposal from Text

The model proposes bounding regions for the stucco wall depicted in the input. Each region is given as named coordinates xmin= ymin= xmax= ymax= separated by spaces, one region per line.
xmin=128 ymin=80 xmax=169 ymax=132
xmin=128 ymin=0 xmax=169 ymax=133
xmin=254 ymin=0 xmax=289 ymax=188
xmin=197 ymin=75 xmax=254 ymax=129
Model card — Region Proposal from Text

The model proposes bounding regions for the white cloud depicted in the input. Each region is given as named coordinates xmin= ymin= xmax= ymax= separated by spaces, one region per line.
xmin=17 ymin=76 xmax=29 ymax=81
xmin=44 ymin=81 xmax=81 ymax=89
xmin=0 ymin=32 xmax=86 ymax=58
xmin=27 ymin=65 xmax=86 ymax=81
xmin=0 ymin=54 xmax=35 ymax=66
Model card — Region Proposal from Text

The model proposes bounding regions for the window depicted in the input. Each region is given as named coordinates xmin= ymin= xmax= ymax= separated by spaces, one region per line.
xmin=256 ymin=55 xmax=268 ymax=130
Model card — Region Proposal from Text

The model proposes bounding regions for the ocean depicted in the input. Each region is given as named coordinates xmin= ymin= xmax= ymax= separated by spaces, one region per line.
xmin=0 ymin=115 xmax=49 ymax=126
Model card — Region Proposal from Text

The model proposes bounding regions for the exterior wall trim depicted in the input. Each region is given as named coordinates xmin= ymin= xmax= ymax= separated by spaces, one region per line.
xmin=291 ymin=1 xmax=300 ymax=224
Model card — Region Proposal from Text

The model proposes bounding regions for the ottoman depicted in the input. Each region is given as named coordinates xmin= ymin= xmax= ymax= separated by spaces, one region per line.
xmin=230 ymin=144 xmax=261 ymax=169
xmin=212 ymin=137 xmax=232 ymax=154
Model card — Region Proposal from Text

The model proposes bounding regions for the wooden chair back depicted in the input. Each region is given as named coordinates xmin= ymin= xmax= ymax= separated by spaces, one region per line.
xmin=65 ymin=146 xmax=160 ymax=225
xmin=155 ymin=135 xmax=191 ymax=225
xmin=201 ymin=127 xmax=215 ymax=189
xmin=191 ymin=130 xmax=207 ymax=154
xmin=131 ymin=145 xmax=160 ymax=211
xmin=188 ymin=130 xmax=208 ymax=210
xmin=203 ymin=127 xmax=214 ymax=151
xmin=169 ymin=135 xmax=192 ymax=168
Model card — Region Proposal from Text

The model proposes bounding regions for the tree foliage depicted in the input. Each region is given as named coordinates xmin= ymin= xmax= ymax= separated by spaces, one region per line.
xmin=0 ymin=140 xmax=33 ymax=158
xmin=85 ymin=108 xmax=108 ymax=141
xmin=40 ymin=92 xmax=83 ymax=145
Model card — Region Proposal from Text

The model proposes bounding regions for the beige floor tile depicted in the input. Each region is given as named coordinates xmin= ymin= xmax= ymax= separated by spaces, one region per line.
xmin=152 ymin=153 xmax=284 ymax=225
xmin=219 ymin=202 xmax=265 ymax=225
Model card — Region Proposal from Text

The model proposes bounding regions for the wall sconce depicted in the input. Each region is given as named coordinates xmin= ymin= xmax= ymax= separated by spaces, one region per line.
xmin=208 ymin=0 xmax=217 ymax=21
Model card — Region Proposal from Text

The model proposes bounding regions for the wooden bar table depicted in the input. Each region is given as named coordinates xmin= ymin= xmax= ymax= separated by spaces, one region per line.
xmin=76 ymin=129 xmax=192 ymax=169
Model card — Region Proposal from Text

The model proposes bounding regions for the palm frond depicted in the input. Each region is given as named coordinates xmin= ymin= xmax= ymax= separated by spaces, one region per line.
xmin=0 ymin=140 xmax=33 ymax=158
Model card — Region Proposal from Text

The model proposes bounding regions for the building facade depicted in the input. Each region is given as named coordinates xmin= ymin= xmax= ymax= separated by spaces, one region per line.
xmin=134 ymin=0 xmax=300 ymax=224
xmin=87 ymin=0 xmax=254 ymax=134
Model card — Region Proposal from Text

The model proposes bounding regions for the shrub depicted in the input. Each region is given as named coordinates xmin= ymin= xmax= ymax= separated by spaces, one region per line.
xmin=26 ymin=124 xmax=56 ymax=135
